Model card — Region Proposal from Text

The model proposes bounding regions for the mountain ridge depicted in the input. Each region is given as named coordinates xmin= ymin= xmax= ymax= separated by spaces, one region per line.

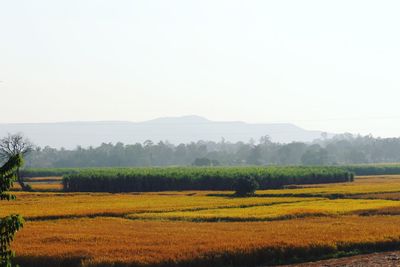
xmin=0 ymin=115 xmax=332 ymax=148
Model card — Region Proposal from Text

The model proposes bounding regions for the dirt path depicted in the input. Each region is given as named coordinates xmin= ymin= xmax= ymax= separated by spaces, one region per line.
xmin=283 ymin=251 xmax=400 ymax=266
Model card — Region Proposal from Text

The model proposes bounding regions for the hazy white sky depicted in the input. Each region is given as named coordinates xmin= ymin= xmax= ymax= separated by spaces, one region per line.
xmin=1 ymin=0 xmax=400 ymax=137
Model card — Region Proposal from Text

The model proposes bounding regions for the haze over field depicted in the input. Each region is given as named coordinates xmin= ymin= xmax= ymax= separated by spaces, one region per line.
xmin=1 ymin=1 xmax=400 ymax=138
xmin=0 ymin=115 xmax=329 ymax=148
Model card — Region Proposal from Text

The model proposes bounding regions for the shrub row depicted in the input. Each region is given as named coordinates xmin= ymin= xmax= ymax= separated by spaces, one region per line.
xmin=343 ymin=164 xmax=400 ymax=176
xmin=62 ymin=167 xmax=353 ymax=192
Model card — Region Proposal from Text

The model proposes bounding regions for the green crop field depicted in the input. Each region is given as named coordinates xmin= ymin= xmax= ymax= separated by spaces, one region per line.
xmin=61 ymin=166 xmax=353 ymax=192
xmin=21 ymin=164 xmax=400 ymax=193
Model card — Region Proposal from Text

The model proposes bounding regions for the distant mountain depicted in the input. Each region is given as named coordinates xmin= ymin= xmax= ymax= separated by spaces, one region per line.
xmin=0 ymin=116 xmax=332 ymax=148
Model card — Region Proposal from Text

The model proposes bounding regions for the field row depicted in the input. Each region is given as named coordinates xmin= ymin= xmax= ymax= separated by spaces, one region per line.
xmin=2 ymin=191 xmax=400 ymax=222
xmin=12 ymin=216 xmax=400 ymax=267
xmin=1 ymin=192 xmax=314 ymax=220
xmin=255 ymin=175 xmax=400 ymax=198
xmin=21 ymin=163 xmax=400 ymax=178
xmin=14 ymin=175 xmax=400 ymax=200
xmin=6 ymin=175 xmax=400 ymax=267
xmin=127 ymin=198 xmax=400 ymax=222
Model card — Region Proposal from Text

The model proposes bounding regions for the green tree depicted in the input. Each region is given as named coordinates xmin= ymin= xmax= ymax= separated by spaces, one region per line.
xmin=233 ymin=176 xmax=259 ymax=197
xmin=0 ymin=134 xmax=34 ymax=191
xmin=247 ymin=145 xmax=262 ymax=165
xmin=0 ymin=154 xmax=24 ymax=266
xmin=301 ymin=145 xmax=329 ymax=165
xmin=192 ymin=157 xmax=220 ymax=166
xmin=275 ymin=142 xmax=307 ymax=165
xmin=192 ymin=157 xmax=211 ymax=166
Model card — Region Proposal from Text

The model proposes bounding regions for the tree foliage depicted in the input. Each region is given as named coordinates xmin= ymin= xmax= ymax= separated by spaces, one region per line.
xmin=23 ymin=134 xmax=400 ymax=168
xmin=0 ymin=134 xmax=33 ymax=160
xmin=192 ymin=157 xmax=220 ymax=166
xmin=233 ymin=176 xmax=259 ymax=197
xmin=0 ymin=154 xmax=24 ymax=266
xmin=0 ymin=134 xmax=33 ymax=191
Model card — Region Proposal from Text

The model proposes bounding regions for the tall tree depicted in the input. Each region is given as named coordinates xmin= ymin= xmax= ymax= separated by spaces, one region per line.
xmin=0 ymin=134 xmax=34 ymax=191
xmin=247 ymin=145 xmax=262 ymax=165
xmin=0 ymin=154 xmax=24 ymax=266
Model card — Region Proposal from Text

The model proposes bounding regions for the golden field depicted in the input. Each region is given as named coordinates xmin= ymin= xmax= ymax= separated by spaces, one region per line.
xmin=5 ymin=175 xmax=400 ymax=266
xmin=128 ymin=198 xmax=400 ymax=221
xmin=12 ymin=182 xmax=63 ymax=191
xmin=256 ymin=175 xmax=400 ymax=197
xmin=0 ymin=192 xmax=314 ymax=220
xmin=12 ymin=216 xmax=400 ymax=266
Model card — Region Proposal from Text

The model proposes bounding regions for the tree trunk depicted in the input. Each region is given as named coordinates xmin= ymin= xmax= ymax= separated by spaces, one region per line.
xmin=16 ymin=167 xmax=29 ymax=191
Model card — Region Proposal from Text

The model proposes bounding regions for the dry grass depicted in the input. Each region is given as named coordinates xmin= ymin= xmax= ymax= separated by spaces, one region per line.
xmin=353 ymin=206 xmax=400 ymax=216
xmin=12 ymin=182 xmax=63 ymax=191
xmin=12 ymin=216 xmax=400 ymax=266
xmin=351 ymin=192 xmax=400 ymax=200
xmin=24 ymin=176 xmax=63 ymax=182
xmin=0 ymin=191 xmax=313 ymax=220
xmin=128 ymin=198 xmax=400 ymax=222
xmin=256 ymin=175 xmax=400 ymax=197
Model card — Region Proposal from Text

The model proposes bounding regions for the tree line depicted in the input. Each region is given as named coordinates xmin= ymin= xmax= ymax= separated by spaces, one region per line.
xmin=23 ymin=133 xmax=400 ymax=168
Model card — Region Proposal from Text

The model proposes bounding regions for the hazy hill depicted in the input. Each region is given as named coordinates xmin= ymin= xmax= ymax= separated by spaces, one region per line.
xmin=0 ymin=116 xmax=329 ymax=148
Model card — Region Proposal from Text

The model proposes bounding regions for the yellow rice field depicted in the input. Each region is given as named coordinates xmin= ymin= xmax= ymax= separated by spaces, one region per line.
xmin=0 ymin=192 xmax=313 ymax=220
xmin=256 ymin=175 xmax=400 ymax=197
xmin=127 ymin=198 xmax=400 ymax=221
xmin=4 ymin=175 xmax=400 ymax=266
xmin=12 ymin=216 xmax=400 ymax=267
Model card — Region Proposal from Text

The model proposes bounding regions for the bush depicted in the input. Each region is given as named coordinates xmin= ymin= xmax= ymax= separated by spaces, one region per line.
xmin=233 ymin=177 xmax=259 ymax=196
xmin=343 ymin=164 xmax=400 ymax=176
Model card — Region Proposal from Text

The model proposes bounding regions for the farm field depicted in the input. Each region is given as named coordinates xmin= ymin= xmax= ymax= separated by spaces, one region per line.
xmin=12 ymin=176 xmax=63 ymax=191
xmin=127 ymin=198 xmax=400 ymax=222
xmin=12 ymin=216 xmax=400 ymax=267
xmin=21 ymin=163 xmax=400 ymax=178
xmin=21 ymin=175 xmax=400 ymax=197
xmin=6 ymin=3 xmax=400 ymax=267
xmin=6 ymin=175 xmax=400 ymax=266
xmin=255 ymin=175 xmax=400 ymax=198
xmin=0 ymin=192 xmax=314 ymax=220
xmin=61 ymin=166 xmax=353 ymax=192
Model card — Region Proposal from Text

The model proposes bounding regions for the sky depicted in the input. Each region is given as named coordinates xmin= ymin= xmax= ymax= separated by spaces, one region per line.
xmin=1 ymin=0 xmax=400 ymax=137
